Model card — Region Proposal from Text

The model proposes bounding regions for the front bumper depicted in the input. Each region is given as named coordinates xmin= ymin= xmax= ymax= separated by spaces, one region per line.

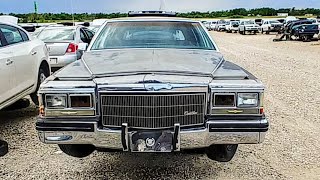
xmin=36 ymin=117 xmax=269 ymax=150
xmin=245 ymin=27 xmax=259 ymax=31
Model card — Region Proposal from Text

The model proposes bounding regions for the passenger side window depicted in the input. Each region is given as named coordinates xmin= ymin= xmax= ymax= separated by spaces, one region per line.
xmin=0 ymin=25 xmax=24 ymax=45
xmin=19 ymin=29 xmax=29 ymax=41
xmin=80 ymin=29 xmax=89 ymax=43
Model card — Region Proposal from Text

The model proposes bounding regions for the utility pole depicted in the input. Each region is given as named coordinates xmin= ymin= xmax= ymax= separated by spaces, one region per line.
xmin=34 ymin=1 xmax=38 ymax=24
xmin=160 ymin=0 xmax=166 ymax=11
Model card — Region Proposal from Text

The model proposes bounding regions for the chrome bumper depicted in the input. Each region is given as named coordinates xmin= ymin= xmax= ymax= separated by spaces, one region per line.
xmin=37 ymin=118 xmax=268 ymax=150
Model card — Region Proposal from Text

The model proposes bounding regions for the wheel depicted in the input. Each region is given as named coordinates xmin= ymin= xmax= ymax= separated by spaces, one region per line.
xmin=243 ymin=28 xmax=246 ymax=35
xmin=0 ymin=140 xmax=8 ymax=157
xmin=266 ymin=31 xmax=270 ymax=34
xmin=30 ymin=67 xmax=50 ymax=105
xmin=59 ymin=144 xmax=95 ymax=158
xmin=261 ymin=29 xmax=264 ymax=34
xmin=206 ymin=144 xmax=238 ymax=162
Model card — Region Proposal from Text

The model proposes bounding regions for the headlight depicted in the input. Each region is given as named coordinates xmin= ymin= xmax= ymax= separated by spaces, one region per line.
xmin=46 ymin=94 xmax=67 ymax=108
xmin=214 ymin=93 xmax=235 ymax=107
xmin=237 ymin=93 xmax=258 ymax=107
xmin=70 ymin=94 xmax=92 ymax=108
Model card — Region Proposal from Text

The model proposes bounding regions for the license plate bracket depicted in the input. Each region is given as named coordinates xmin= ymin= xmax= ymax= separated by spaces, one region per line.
xmin=49 ymin=58 xmax=58 ymax=64
xmin=130 ymin=131 xmax=174 ymax=152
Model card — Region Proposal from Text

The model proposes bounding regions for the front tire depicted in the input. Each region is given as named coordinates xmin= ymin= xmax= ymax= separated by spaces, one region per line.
xmin=30 ymin=68 xmax=50 ymax=105
xmin=59 ymin=144 xmax=95 ymax=158
xmin=206 ymin=144 xmax=238 ymax=162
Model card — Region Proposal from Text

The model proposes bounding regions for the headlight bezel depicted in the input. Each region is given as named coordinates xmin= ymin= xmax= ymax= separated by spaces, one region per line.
xmin=211 ymin=90 xmax=264 ymax=115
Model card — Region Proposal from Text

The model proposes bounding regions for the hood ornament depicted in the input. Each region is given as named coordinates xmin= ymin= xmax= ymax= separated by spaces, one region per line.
xmin=145 ymin=83 xmax=173 ymax=91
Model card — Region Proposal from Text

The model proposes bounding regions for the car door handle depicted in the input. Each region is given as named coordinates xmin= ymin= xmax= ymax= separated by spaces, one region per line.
xmin=6 ymin=59 xmax=13 ymax=65
xmin=31 ymin=51 xmax=37 ymax=55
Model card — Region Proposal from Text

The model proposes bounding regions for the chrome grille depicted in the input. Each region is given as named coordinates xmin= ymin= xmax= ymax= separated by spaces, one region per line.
xmin=100 ymin=93 xmax=206 ymax=128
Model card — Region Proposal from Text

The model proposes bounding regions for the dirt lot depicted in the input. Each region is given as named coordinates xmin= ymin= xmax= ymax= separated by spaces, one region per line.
xmin=0 ymin=32 xmax=320 ymax=180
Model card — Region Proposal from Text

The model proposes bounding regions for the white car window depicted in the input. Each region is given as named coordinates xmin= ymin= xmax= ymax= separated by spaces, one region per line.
xmin=0 ymin=25 xmax=24 ymax=45
xmin=38 ymin=28 xmax=75 ymax=42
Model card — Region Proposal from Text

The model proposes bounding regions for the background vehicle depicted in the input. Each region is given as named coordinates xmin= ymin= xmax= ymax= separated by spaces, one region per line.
xmin=226 ymin=21 xmax=239 ymax=33
xmin=273 ymin=20 xmax=319 ymax=41
xmin=208 ymin=21 xmax=217 ymax=31
xmin=37 ymin=26 xmax=95 ymax=71
xmin=255 ymin=19 xmax=263 ymax=26
xmin=260 ymin=20 xmax=283 ymax=34
xmin=0 ymin=21 xmax=50 ymax=108
xmin=215 ymin=20 xmax=227 ymax=31
xmin=239 ymin=20 xmax=260 ymax=35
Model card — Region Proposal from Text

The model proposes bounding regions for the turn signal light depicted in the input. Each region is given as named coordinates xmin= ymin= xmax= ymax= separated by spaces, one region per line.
xmin=39 ymin=105 xmax=45 ymax=117
xmin=260 ymin=108 xmax=264 ymax=114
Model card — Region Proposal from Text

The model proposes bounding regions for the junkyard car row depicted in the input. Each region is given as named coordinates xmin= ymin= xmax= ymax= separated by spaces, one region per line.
xmin=203 ymin=17 xmax=320 ymax=41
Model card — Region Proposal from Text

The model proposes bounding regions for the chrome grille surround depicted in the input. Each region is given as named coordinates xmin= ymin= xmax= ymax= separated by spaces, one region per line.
xmin=100 ymin=92 xmax=206 ymax=129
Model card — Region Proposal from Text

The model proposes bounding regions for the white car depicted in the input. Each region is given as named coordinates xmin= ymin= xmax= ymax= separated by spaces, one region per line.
xmin=226 ymin=21 xmax=240 ymax=33
xmin=238 ymin=20 xmax=260 ymax=35
xmin=0 ymin=21 xmax=50 ymax=109
xmin=37 ymin=26 xmax=94 ymax=71
xmin=260 ymin=20 xmax=283 ymax=34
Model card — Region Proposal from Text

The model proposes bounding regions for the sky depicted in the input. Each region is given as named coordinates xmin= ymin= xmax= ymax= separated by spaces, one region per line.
xmin=1 ymin=0 xmax=320 ymax=14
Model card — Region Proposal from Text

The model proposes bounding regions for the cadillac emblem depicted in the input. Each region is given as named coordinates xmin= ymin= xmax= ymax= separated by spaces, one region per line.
xmin=146 ymin=138 xmax=155 ymax=147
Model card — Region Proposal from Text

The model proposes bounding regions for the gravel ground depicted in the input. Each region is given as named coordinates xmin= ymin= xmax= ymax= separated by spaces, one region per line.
xmin=0 ymin=32 xmax=320 ymax=180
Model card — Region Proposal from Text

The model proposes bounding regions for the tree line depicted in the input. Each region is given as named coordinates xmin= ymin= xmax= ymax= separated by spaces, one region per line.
xmin=1 ymin=7 xmax=320 ymax=23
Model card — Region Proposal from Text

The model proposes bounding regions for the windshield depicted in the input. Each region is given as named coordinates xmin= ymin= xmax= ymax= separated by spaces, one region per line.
xmin=37 ymin=28 xmax=75 ymax=41
xmin=244 ymin=21 xmax=255 ymax=25
xmin=270 ymin=20 xmax=281 ymax=24
xmin=91 ymin=21 xmax=215 ymax=50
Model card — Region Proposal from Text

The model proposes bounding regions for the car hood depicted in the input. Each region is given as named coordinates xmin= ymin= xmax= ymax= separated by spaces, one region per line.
xmin=53 ymin=49 xmax=251 ymax=84
xmin=82 ymin=49 xmax=222 ymax=76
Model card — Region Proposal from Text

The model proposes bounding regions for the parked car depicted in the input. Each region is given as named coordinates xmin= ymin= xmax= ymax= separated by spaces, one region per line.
xmin=36 ymin=13 xmax=268 ymax=162
xmin=0 ymin=21 xmax=50 ymax=108
xmin=208 ymin=21 xmax=217 ymax=31
xmin=238 ymin=20 xmax=260 ymax=35
xmin=215 ymin=20 xmax=227 ymax=31
xmin=260 ymin=20 xmax=283 ymax=34
xmin=273 ymin=20 xmax=319 ymax=42
xmin=255 ymin=19 xmax=263 ymax=26
xmin=36 ymin=26 xmax=95 ymax=71
xmin=226 ymin=21 xmax=239 ymax=33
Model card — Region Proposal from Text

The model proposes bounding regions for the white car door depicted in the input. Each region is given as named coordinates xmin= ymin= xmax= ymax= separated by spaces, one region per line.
xmin=0 ymin=30 xmax=15 ymax=105
xmin=0 ymin=24 xmax=36 ymax=96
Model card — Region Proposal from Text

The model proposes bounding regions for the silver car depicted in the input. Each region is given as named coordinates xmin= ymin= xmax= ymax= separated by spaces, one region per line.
xmin=37 ymin=26 xmax=94 ymax=71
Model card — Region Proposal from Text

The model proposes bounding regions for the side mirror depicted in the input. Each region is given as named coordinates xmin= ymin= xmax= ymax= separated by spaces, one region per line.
xmin=78 ymin=43 xmax=88 ymax=51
